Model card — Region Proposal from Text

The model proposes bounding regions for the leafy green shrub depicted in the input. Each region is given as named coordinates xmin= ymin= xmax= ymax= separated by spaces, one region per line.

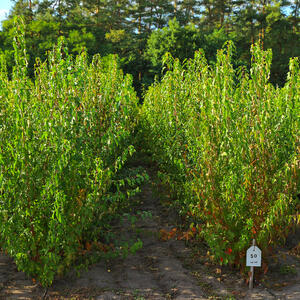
xmin=142 ymin=41 xmax=299 ymax=266
xmin=0 ymin=18 xmax=145 ymax=286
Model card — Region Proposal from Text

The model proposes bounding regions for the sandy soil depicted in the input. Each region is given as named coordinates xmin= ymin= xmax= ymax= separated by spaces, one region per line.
xmin=0 ymin=164 xmax=299 ymax=300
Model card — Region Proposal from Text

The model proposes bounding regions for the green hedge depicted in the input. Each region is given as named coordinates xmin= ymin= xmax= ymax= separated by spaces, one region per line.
xmin=142 ymin=41 xmax=299 ymax=266
xmin=0 ymin=18 xmax=144 ymax=286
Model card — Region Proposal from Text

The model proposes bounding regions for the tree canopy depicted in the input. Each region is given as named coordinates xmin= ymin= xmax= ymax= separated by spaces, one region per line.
xmin=1 ymin=0 xmax=299 ymax=92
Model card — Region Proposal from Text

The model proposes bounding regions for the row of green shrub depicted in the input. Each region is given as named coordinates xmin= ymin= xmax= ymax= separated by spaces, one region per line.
xmin=0 ymin=19 xmax=146 ymax=286
xmin=141 ymin=42 xmax=299 ymax=266
xmin=0 ymin=18 xmax=299 ymax=286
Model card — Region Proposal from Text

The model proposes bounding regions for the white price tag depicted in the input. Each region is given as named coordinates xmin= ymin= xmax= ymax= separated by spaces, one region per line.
xmin=246 ymin=245 xmax=261 ymax=267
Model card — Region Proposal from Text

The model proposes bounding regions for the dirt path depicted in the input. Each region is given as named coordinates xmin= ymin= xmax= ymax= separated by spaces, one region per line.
xmin=0 ymin=165 xmax=299 ymax=299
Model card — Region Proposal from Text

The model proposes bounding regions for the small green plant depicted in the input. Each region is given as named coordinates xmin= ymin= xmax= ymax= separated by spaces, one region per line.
xmin=279 ymin=265 xmax=297 ymax=275
xmin=133 ymin=289 xmax=145 ymax=300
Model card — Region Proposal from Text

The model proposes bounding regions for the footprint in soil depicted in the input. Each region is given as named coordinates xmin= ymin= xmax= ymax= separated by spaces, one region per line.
xmin=0 ymin=165 xmax=300 ymax=300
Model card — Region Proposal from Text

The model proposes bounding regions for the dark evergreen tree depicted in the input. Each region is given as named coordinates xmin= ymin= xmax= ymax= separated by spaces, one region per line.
xmin=0 ymin=0 xmax=298 ymax=90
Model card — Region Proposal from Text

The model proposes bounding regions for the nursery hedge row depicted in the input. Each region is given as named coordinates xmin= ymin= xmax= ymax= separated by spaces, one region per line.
xmin=142 ymin=41 xmax=299 ymax=266
xmin=0 ymin=19 xmax=146 ymax=286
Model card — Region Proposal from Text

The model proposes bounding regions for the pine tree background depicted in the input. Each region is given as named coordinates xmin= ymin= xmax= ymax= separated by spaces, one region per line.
xmin=0 ymin=0 xmax=299 ymax=94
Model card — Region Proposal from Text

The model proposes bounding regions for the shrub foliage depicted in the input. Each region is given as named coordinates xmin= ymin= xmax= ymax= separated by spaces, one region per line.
xmin=142 ymin=41 xmax=299 ymax=266
xmin=0 ymin=19 xmax=145 ymax=286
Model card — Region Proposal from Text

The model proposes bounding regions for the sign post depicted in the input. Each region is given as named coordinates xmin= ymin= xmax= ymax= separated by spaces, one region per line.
xmin=246 ymin=239 xmax=261 ymax=290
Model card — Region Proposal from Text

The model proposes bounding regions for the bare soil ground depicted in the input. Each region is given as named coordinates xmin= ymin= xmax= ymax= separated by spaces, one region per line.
xmin=0 ymin=162 xmax=299 ymax=300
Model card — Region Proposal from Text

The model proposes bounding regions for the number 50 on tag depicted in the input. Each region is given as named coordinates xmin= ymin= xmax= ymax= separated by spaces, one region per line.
xmin=246 ymin=246 xmax=261 ymax=267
